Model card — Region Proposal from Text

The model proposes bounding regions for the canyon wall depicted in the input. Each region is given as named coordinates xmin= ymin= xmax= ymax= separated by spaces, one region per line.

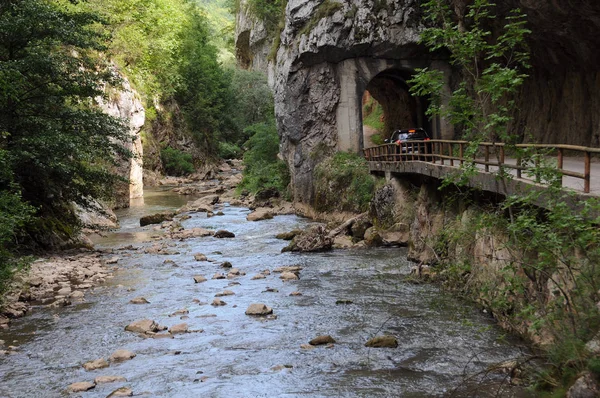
xmin=236 ymin=0 xmax=600 ymax=202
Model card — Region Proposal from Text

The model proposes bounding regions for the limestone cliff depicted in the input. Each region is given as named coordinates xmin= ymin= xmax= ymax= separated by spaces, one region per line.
xmin=97 ymin=74 xmax=145 ymax=208
xmin=236 ymin=0 xmax=600 ymax=203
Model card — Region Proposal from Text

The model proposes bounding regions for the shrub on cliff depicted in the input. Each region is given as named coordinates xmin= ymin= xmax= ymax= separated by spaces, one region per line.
xmin=314 ymin=152 xmax=377 ymax=213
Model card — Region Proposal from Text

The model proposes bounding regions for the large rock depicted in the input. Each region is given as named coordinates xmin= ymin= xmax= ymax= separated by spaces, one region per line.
xmin=214 ymin=230 xmax=235 ymax=238
xmin=245 ymin=303 xmax=273 ymax=315
xmin=283 ymin=225 xmax=332 ymax=252
xmin=68 ymin=381 xmax=96 ymax=393
xmin=109 ymin=349 xmax=136 ymax=363
xmin=246 ymin=208 xmax=275 ymax=222
xmin=140 ymin=212 xmax=175 ymax=227
xmin=365 ymin=335 xmax=398 ymax=348
xmin=124 ymin=319 xmax=160 ymax=334
xmin=566 ymin=372 xmax=600 ymax=398
xmin=309 ymin=335 xmax=336 ymax=345
xmin=94 ymin=376 xmax=127 ymax=384
xmin=82 ymin=358 xmax=109 ymax=371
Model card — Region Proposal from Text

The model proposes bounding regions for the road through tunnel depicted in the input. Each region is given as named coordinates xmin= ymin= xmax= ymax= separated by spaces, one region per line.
xmin=361 ymin=68 xmax=430 ymax=148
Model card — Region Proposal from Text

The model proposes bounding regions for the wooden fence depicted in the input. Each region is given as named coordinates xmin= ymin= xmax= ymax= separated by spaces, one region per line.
xmin=363 ymin=140 xmax=600 ymax=193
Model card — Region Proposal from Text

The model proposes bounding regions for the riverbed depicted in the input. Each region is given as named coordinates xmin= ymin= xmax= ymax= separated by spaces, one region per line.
xmin=0 ymin=188 xmax=531 ymax=397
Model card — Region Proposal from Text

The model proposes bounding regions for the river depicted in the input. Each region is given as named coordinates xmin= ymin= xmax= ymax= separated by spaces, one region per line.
xmin=0 ymin=188 xmax=531 ymax=397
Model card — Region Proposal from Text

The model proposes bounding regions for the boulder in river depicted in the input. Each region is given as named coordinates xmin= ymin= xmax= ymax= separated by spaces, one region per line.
xmin=246 ymin=209 xmax=274 ymax=222
xmin=212 ymin=273 xmax=226 ymax=280
xmin=193 ymin=275 xmax=207 ymax=283
xmin=280 ymin=272 xmax=299 ymax=281
xmin=83 ymin=358 xmax=109 ymax=371
xmin=282 ymin=225 xmax=333 ymax=253
xmin=214 ymin=229 xmax=235 ymax=238
xmin=94 ymin=375 xmax=127 ymax=384
xmin=109 ymin=349 xmax=136 ymax=363
xmin=68 ymin=381 xmax=96 ymax=392
xmin=107 ymin=387 xmax=133 ymax=397
xmin=275 ymin=229 xmax=302 ymax=240
xmin=309 ymin=335 xmax=336 ymax=345
xmin=124 ymin=319 xmax=160 ymax=334
xmin=215 ymin=290 xmax=235 ymax=297
xmin=169 ymin=323 xmax=189 ymax=334
xmin=245 ymin=303 xmax=273 ymax=316
xmin=194 ymin=253 xmax=208 ymax=261
xmin=140 ymin=212 xmax=175 ymax=227
xmin=129 ymin=297 xmax=150 ymax=304
xmin=365 ymin=335 xmax=398 ymax=348
xmin=212 ymin=298 xmax=227 ymax=306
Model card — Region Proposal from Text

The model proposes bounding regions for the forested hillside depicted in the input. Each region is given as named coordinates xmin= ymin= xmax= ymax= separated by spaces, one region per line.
xmin=0 ymin=0 xmax=283 ymax=289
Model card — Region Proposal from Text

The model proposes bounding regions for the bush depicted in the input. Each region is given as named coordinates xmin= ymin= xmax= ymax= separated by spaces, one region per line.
xmin=218 ymin=142 xmax=242 ymax=159
xmin=161 ymin=147 xmax=195 ymax=176
xmin=314 ymin=152 xmax=378 ymax=213
xmin=239 ymin=121 xmax=289 ymax=194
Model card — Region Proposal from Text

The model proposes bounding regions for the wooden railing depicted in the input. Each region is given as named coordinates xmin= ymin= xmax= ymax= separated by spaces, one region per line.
xmin=363 ymin=140 xmax=600 ymax=193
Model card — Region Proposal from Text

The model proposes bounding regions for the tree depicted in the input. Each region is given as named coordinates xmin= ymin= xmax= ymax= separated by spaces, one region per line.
xmin=0 ymin=0 xmax=131 ymax=246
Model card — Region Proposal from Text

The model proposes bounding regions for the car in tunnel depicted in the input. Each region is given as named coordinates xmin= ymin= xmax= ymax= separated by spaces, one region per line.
xmin=385 ymin=128 xmax=432 ymax=156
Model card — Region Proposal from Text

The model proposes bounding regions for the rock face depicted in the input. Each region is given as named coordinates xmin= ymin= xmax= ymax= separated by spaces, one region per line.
xmin=236 ymin=0 xmax=600 ymax=203
xmin=97 ymin=71 xmax=145 ymax=208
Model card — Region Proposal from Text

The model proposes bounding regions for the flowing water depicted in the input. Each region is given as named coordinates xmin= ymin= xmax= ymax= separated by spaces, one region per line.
xmin=0 ymin=188 xmax=531 ymax=397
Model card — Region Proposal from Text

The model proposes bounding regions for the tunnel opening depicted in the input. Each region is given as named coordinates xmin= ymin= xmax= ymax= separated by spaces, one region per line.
xmin=361 ymin=68 xmax=431 ymax=148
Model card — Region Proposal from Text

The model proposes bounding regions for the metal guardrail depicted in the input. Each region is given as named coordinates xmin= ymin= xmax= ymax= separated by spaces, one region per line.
xmin=363 ymin=140 xmax=600 ymax=193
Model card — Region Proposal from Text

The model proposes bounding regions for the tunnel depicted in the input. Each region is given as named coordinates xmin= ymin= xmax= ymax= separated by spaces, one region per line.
xmin=360 ymin=68 xmax=431 ymax=148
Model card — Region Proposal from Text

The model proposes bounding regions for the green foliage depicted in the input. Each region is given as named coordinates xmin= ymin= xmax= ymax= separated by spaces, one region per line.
xmin=0 ymin=0 xmax=131 ymax=247
xmin=409 ymin=0 xmax=530 ymax=145
xmin=161 ymin=147 xmax=195 ymax=176
xmin=82 ymin=0 xmax=232 ymax=159
xmin=362 ymin=95 xmax=385 ymax=133
xmin=314 ymin=152 xmax=377 ymax=213
xmin=224 ymin=69 xmax=275 ymax=145
xmin=238 ymin=122 xmax=289 ymax=193
xmin=218 ymin=142 xmax=242 ymax=159
xmin=245 ymin=0 xmax=287 ymax=33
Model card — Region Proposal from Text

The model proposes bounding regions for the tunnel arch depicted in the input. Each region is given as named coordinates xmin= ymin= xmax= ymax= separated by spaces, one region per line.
xmin=335 ymin=58 xmax=452 ymax=154
xmin=361 ymin=68 xmax=431 ymax=147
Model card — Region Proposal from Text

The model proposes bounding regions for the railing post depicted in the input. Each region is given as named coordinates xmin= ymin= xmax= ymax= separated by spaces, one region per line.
xmin=460 ymin=143 xmax=464 ymax=165
xmin=440 ymin=142 xmax=445 ymax=165
xmin=450 ymin=143 xmax=454 ymax=166
xmin=485 ymin=145 xmax=489 ymax=172
xmin=557 ymin=148 xmax=564 ymax=188
xmin=516 ymin=155 xmax=522 ymax=179
xmin=585 ymin=150 xmax=591 ymax=193
xmin=535 ymin=152 xmax=541 ymax=183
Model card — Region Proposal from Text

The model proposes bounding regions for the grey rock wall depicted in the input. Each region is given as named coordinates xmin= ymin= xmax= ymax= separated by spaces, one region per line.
xmin=237 ymin=0 xmax=600 ymax=204
xmin=97 ymin=73 xmax=145 ymax=208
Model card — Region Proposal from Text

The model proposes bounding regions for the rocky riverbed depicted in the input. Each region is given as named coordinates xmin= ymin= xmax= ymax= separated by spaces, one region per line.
xmin=0 ymin=164 xmax=532 ymax=397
